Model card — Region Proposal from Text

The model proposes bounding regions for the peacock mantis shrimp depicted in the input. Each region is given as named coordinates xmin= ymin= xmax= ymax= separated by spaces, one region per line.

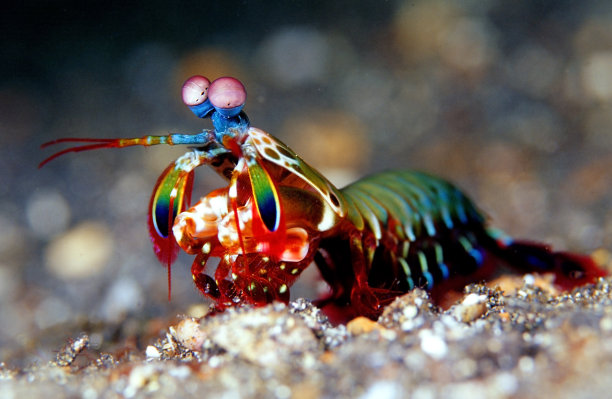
xmin=41 ymin=75 xmax=607 ymax=319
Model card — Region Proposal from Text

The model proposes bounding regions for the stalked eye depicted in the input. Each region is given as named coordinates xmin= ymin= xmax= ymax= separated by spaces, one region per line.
xmin=208 ymin=77 xmax=247 ymax=117
xmin=182 ymin=75 xmax=211 ymax=106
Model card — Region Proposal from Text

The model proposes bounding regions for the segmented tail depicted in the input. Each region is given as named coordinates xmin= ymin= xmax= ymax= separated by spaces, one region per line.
xmin=331 ymin=170 xmax=606 ymax=303
xmin=494 ymin=239 xmax=607 ymax=290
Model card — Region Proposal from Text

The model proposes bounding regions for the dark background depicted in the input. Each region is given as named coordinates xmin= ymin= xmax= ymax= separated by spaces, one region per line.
xmin=1 ymin=0 xmax=611 ymax=365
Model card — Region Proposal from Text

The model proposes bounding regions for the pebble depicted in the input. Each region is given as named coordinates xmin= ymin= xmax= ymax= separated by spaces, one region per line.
xmin=452 ymin=293 xmax=488 ymax=323
xmin=346 ymin=316 xmax=379 ymax=335
xmin=26 ymin=189 xmax=71 ymax=238
xmin=145 ymin=345 xmax=161 ymax=359
xmin=419 ymin=329 xmax=448 ymax=360
xmin=280 ymin=111 xmax=369 ymax=171
xmin=44 ymin=222 xmax=113 ymax=280
xmin=256 ymin=26 xmax=330 ymax=88
xmin=359 ymin=380 xmax=403 ymax=399
xmin=124 ymin=364 xmax=159 ymax=398
xmin=34 ymin=296 xmax=71 ymax=329
xmin=581 ymin=51 xmax=612 ymax=102
xmin=172 ymin=317 xmax=207 ymax=351
xmin=199 ymin=304 xmax=320 ymax=368
xmin=100 ymin=277 xmax=143 ymax=322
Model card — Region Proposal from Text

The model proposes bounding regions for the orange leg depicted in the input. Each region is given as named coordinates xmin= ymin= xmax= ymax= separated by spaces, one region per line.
xmin=348 ymin=231 xmax=381 ymax=318
xmin=190 ymin=253 xmax=220 ymax=299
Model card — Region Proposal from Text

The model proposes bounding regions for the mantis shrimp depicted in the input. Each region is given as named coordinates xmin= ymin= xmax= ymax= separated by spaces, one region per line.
xmin=41 ymin=75 xmax=607 ymax=319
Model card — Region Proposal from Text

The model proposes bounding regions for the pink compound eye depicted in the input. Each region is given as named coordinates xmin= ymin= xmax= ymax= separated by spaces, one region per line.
xmin=182 ymin=75 xmax=211 ymax=106
xmin=208 ymin=77 xmax=247 ymax=109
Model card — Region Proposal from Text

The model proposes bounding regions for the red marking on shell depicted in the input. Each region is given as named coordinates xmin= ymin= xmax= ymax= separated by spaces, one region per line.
xmin=209 ymin=77 xmax=247 ymax=109
xmin=182 ymin=75 xmax=211 ymax=106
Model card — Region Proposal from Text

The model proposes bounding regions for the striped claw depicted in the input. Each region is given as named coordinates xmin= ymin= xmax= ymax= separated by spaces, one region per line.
xmin=208 ymin=77 xmax=247 ymax=118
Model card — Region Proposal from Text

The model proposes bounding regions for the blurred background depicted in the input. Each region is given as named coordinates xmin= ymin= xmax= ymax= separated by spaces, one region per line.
xmin=1 ymin=0 xmax=612 ymax=365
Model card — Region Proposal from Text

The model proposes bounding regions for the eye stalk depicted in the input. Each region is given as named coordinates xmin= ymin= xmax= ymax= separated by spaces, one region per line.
xmin=182 ymin=75 xmax=248 ymax=121
xmin=182 ymin=75 xmax=250 ymax=138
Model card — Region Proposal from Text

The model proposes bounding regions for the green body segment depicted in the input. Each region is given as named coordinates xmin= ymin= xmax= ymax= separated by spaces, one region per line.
xmin=336 ymin=170 xmax=486 ymax=291
xmin=341 ymin=170 xmax=483 ymax=238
